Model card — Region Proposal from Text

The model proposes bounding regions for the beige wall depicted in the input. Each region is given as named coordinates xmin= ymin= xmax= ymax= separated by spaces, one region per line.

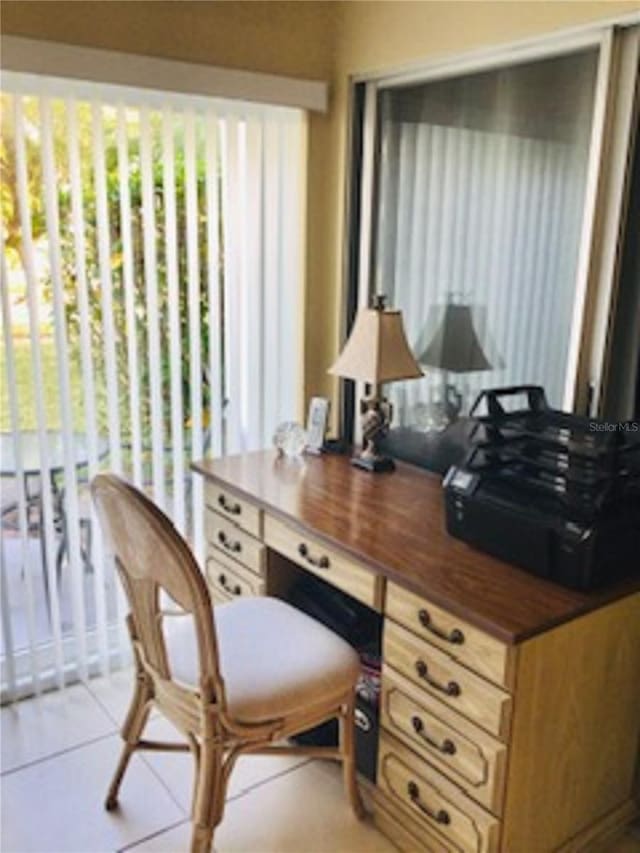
xmin=0 ymin=1 xmax=337 ymax=78
xmin=2 ymin=0 xmax=639 ymax=416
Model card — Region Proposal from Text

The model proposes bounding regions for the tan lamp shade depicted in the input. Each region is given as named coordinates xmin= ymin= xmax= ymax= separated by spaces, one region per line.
xmin=329 ymin=306 xmax=423 ymax=385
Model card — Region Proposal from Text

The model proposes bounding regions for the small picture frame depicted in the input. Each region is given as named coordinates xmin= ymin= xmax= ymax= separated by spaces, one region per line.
xmin=306 ymin=397 xmax=330 ymax=454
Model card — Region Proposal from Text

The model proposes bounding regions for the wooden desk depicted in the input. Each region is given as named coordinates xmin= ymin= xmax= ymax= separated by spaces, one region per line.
xmin=193 ymin=450 xmax=640 ymax=853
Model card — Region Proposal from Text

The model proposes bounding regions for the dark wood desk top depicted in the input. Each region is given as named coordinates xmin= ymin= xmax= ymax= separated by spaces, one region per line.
xmin=193 ymin=450 xmax=639 ymax=645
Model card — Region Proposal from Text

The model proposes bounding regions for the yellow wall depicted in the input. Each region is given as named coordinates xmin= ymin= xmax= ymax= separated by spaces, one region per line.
xmin=2 ymin=0 xmax=639 ymax=416
xmin=0 ymin=1 xmax=337 ymax=79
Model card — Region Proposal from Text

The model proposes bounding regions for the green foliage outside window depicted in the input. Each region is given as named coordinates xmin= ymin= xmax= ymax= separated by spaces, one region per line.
xmin=1 ymin=94 xmax=218 ymax=451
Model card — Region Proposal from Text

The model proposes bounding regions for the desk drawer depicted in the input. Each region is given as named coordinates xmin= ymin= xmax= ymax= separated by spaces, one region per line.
xmin=204 ymin=482 xmax=262 ymax=539
xmin=374 ymin=791 xmax=457 ymax=852
xmin=381 ymin=668 xmax=507 ymax=815
xmin=386 ymin=582 xmax=514 ymax=689
xmin=264 ymin=514 xmax=381 ymax=610
xmin=206 ymin=551 xmax=265 ymax=602
xmin=378 ymin=733 xmax=500 ymax=853
xmin=206 ymin=510 xmax=265 ymax=576
xmin=384 ymin=620 xmax=512 ymax=740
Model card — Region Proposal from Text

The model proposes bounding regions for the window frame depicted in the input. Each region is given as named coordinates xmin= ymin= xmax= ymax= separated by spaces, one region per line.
xmin=343 ymin=17 xmax=639 ymax=442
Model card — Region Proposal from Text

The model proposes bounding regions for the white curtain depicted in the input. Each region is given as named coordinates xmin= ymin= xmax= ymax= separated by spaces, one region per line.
xmin=0 ymin=75 xmax=306 ymax=700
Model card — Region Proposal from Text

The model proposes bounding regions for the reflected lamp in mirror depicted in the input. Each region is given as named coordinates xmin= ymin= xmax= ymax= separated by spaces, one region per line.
xmin=329 ymin=294 xmax=423 ymax=472
xmin=417 ymin=303 xmax=493 ymax=431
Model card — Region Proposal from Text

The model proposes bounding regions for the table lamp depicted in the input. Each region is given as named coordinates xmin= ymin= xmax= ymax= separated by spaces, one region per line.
xmin=418 ymin=302 xmax=493 ymax=429
xmin=329 ymin=295 xmax=423 ymax=472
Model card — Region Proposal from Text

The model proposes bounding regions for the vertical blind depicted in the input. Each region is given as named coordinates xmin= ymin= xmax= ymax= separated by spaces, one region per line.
xmin=373 ymin=49 xmax=599 ymax=422
xmin=0 ymin=74 xmax=306 ymax=700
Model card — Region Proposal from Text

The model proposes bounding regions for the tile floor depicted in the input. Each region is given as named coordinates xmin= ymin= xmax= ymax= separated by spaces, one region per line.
xmin=1 ymin=669 xmax=394 ymax=853
xmin=1 ymin=670 xmax=639 ymax=853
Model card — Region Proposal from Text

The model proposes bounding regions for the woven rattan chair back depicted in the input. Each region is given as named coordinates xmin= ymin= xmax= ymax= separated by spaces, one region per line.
xmin=91 ymin=473 xmax=222 ymax=709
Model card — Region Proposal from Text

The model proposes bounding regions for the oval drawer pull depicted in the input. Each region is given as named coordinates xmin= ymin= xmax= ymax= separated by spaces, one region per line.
xmin=407 ymin=781 xmax=450 ymax=826
xmin=410 ymin=715 xmax=456 ymax=755
xmin=218 ymin=531 xmax=242 ymax=553
xmin=298 ymin=543 xmax=330 ymax=569
xmin=217 ymin=573 xmax=242 ymax=596
xmin=218 ymin=494 xmax=242 ymax=516
xmin=418 ymin=609 xmax=464 ymax=645
xmin=415 ymin=659 xmax=461 ymax=697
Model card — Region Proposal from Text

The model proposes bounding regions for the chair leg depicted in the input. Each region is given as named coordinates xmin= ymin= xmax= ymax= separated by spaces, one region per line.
xmin=105 ymin=742 xmax=137 ymax=812
xmin=190 ymin=738 xmax=225 ymax=853
xmin=105 ymin=673 xmax=152 ymax=811
xmin=340 ymin=692 xmax=365 ymax=820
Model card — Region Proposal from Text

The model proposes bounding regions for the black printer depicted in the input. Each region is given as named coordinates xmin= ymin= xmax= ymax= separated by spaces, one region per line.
xmin=443 ymin=386 xmax=640 ymax=591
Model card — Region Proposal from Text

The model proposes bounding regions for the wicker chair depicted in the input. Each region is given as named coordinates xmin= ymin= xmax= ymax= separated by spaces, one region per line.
xmin=91 ymin=473 xmax=364 ymax=853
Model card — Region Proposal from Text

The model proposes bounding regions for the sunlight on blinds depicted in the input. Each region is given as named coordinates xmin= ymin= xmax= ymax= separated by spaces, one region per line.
xmin=0 ymin=77 xmax=307 ymax=700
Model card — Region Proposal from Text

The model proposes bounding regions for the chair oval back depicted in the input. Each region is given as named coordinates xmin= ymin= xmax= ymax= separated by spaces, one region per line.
xmin=91 ymin=473 xmax=221 ymax=695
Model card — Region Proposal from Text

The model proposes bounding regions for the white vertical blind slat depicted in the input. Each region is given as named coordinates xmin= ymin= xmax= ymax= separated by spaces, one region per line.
xmin=0 ymin=535 xmax=16 ymax=699
xmin=1 ymin=230 xmax=39 ymax=695
xmin=91 ymin=103 xmax=123 ymax=474
xmin=479 ymin=133 xmax=505 ymax=375
xmin=139 ymin=106 xmax=165 ymax=509
xmin=244 ymin=117 xmax=264 ymax=450
xmin=405 ymin=124 xmax=425 ymax=415
xmin=184 ymin=108 xmax=204 ymax=557
xmin=459 ymin=131 xmax=479 ymax=301
xmin=221 ymin=116 xmax=243 ymax=454
xmin=379 ymin=123 xmax=401 ymax=297
xmin=423 ymin=125 xmax=445 ymax=409
xmin=527 ymin=145 xmax=555 ymax=386
xmin=236 ymin=122 xmax=250 ymax=447
xmin=13 ymin=96 xmax=65 ymax=689
xmin=471 ymin=132 xmax=492 ymax=315
xmin=392 ymin=127 xmax=415 ymax=306
xmin=545 ymin=148 xmax=576 ymax=398
xmin=116 ymin=104 xmax=143 ymax=490
xmin=449 ymin=129 xmax=470 ymax=298
xmin=161 ymin=106 xmax=186 ymax=532
xmin=291 ymin=114 xmax=307 ymax=422
xmin=40 ymin=97 xmax=89 ymax=680
xmin=278 ymin=116 xmax=305 ymax=422
xmin=514 ymin=140 xmax=545 ymax=389
xmin=67 ymin=100 xmax=110 ymax=676
xmin=262 ymin=118 xmax=281 ymax=443
xmin=0 ymin=378 xmax=16 ymax=700
xmin=526 ymin=146 xmax=555 ymax=384
xmin=91 ymin=101 xmax=130 ymax=663
xmin=502 ymin=140 xmax=531 ymax=387
xmin=204 ymin=111 xmax=224 ymax=458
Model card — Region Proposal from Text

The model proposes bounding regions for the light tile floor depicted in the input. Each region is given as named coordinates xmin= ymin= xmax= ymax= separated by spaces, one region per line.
xmin=1 ymin=670 xmax=640 ymax=853
xmin=1 ymin=670 xmax=394 ymax=853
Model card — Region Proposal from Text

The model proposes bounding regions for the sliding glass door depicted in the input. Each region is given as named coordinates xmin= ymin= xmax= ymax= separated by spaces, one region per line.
xmin=1 ymin=73 xmax=307 ymax=699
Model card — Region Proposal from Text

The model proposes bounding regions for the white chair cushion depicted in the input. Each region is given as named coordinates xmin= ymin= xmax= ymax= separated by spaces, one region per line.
xmin=165 ymin=596 xmax=361 ymax=724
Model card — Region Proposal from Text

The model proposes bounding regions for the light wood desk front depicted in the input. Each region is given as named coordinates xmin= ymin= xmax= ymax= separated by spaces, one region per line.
xmin=193 ymin=450 xmax=640 ymax=853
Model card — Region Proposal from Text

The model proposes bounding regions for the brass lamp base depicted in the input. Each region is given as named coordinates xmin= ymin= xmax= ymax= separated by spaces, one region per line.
xmin=354 ymin=390 xmax=395 ymax=474
xmin=351 ymin=454 xmax=395 ymax=473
